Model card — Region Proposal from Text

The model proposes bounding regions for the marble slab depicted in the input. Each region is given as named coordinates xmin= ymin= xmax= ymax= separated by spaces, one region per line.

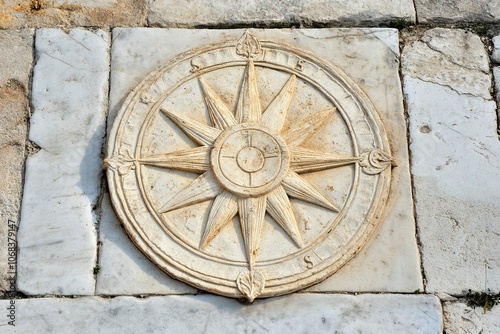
xmin=0 ymin=294 xmax=443 ymax=333
xmin=0 ymin=29 xmax=34 ymax=291
xmin=107 ymin=28 xmax=422 ymax=295
xmin=17 ymin=28 xmax=110 ymax=295
xmin=148 ymin=0 xmax=416 ymax=27
xmin=0 ymin=0 xmax=147 ymax=28
xmin=444 ymin=301 xmax=500 ymax=334
xmin=402 ymin=28 xmax=500 ymax=294
xmin=414 ymin=0 xmax=500 ymax=23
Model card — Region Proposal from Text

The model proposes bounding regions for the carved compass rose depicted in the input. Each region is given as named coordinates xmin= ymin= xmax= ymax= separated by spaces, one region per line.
xmin=105 ymin=31 xmax=396 ymax=301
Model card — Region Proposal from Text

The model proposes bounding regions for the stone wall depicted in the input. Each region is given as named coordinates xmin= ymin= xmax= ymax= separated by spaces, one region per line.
xmin=1 ymin=1 xmax=499 ymax=333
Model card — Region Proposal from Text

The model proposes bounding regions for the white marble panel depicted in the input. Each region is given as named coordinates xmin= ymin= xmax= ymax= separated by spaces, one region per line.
xmin=403 ymin=28 xmax=500 ymax=294
xmin=444 ymin=301 xmax=500 ymax=334
xmin=17 ymin=28 xmax=110 ymax=295
xmin=0 ymin=294 xmax=442 ymax=333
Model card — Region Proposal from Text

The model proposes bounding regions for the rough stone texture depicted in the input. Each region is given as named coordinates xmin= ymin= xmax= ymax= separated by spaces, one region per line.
xmin=0 ymin=29 xmax=33 ymax=291
xmin=402 ymin=28 xmax=500 ymax=294
xmin=148 ymin=0 xmax=416 ymax=27
xmin=444 ymin=301 xmax=500 ymax=334
xmin=108 ymin=28 xmax=422 ymax=294
xmin=17 ymin=29 xmax=110 ymax=295
xmin=0 ymin=0 xmax=147 ymax=28
xmin=0 ymin=294 xmax=443 ymax=333
xmin=414 ymin=0 xmax=500 ymax=23
xmin=96 ymin=194 xmax=197 ymax=295
xmin=402 ymin=28 xmax=490 ymax=99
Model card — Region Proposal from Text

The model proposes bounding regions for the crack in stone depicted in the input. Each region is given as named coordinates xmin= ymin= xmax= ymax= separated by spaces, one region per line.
xmin=406 ymin=74 xmax=492 ymax=101
xmin=39 ymin=51 xmax=104 ymax=73
xmin=422 ymin=40 xmax=489 ymax=74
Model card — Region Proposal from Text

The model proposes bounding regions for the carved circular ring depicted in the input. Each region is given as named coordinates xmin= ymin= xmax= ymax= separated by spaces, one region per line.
xmin=211 ymin=124 xmax=289 ymax=197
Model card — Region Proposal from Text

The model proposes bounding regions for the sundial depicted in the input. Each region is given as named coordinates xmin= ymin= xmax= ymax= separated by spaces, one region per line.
xmin=105 ymin=31 xmax=395 ymax=301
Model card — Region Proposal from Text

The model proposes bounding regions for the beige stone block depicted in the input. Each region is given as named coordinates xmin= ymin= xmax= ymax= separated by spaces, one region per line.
xmin=0 ymin=0 xmax=146 ymax=28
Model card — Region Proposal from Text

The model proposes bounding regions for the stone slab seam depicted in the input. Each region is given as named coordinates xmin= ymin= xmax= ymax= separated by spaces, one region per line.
xmin=92 ymin=28 xmax=113 ymax=294
xmin=491 ymin=51 xmax=500 ymax=135
xmin=397 ymin=31 xmax=427 ymax=293
xmin=1 ymin=29 xmax=36 ymax=295
xmin=493 ymin=70 xmax=500 ymax=134
xmin=18 ymin=29 xmax=36 ymax=294
xmin=412 ymin=0 xmax=419 ymax=25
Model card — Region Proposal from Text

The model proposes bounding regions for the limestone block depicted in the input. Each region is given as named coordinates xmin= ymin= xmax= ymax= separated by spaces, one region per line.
xmin=107 ymin=28 xmax=421 ymax=294
xmin=17 ymin=29 xmax=110 ymax=295
xmin=148 ymin=0 xmax=416 ymax=27
xmin=0 ymin=0 xmax=147 ymax=29
xmin=96 ymin=194 xmax=197 ymax=295
xmin=0 ymin=29 xmax=33 ymax=291
xmin=414 ymin=0 xmax=500 ymax=23
xmin=444 ymin=301 xmax=500 ymax=334
xmin=0 ymin=294 xmax=443 ymax=333
xmin=402 ymin=28 xmax=500 ymax=294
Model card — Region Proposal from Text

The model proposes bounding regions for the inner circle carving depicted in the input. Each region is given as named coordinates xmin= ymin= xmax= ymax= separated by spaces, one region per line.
xmin=236 ymin=147 xmax=264 ymax=173
xmin=211 ymin=124 xmax=289 ymax=197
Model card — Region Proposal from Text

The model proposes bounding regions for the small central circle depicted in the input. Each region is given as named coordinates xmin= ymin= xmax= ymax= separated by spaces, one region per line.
xmin=211 ymin=123 xmax=289 ymax=197
xmin=237 ymin=147 xmax=264 ymax=173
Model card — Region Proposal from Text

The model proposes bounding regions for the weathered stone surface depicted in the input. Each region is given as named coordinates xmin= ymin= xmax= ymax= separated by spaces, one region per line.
xmin=414 ymin=0 xmax=500 ymax=23
xmin=0 ymin=0 xmax=147 ymax=28
xmin=0 ymin=294 xmax=443 ymax=333
xmin=96 ymin=194 xmax=197 ymax=295
xmin=402 ymin=28 xmax=490 ymax=99
xmin=17 ymin=29 xmax=110 ymax=295
xmin=148 ymin=0 xmax=416 ymax=27
xmin=0 ymin=29 xmax=33 ymax=291
xmin=402 ymin=28 xmax=500 ymax=294
xmin=108 ymin=28 xmax=421 ymax=295
xmin=444 ymin=301 xmax=500 ymax=334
